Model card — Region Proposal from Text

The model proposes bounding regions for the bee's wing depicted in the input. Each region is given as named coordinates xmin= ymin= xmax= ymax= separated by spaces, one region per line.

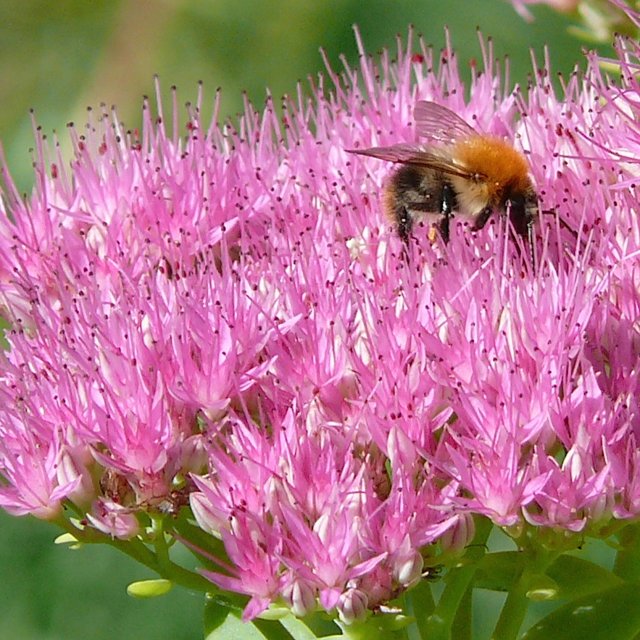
xmin=348 ymin=143 xmax=427 ymax=163
xmin=348 ymin=144 xmax=483 ymax=180
xmin=414 ymin=101 xmax=478 ymax=146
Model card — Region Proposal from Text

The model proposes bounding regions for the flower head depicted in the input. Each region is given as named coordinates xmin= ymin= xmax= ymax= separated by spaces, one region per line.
xmin=2 ymin=8 xmax=640 ymax=621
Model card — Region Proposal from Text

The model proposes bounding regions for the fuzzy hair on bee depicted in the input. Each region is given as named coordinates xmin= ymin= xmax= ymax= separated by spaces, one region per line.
xmin=349 ymin=101 xmax=539 ymax=254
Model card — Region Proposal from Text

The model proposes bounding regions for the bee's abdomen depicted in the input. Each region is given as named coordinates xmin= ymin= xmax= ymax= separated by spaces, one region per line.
xmin=383 ymin=165 xmax=455 ymax=240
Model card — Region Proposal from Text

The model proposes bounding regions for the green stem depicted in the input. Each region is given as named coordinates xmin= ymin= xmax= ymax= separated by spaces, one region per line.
xmin=491 ymin=578 xmax=529 ymax=640
xmin=451 ymin=587 xmax=472 ymax=640
xmin=403 ymin=579 xmax=436 ymax=639
xmin=110 ymin=536 xmax=213 ymax=592
xmin=422 ymin=516 xmax=493 ymax=640
xmin=150 ymin=514 xmax=171 ymax=567
xmin=55 ymin=514 xmax=213 ymax=592
xmin=491 ymin=547 xmax=557 ymax=640
xmin=423 ymin=564 xmax=476 ymax=640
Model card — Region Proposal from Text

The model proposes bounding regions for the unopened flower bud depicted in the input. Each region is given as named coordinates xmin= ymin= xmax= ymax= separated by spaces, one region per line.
xmin=440 ymin=513 xmax=475 ymax=554
xmin=394 ymin=549 xmax=424 ymax=586
xmin=282 ymin=579 xmax=316 ymax=617
xmin=337 ymin=588 xmax=368 ymax=625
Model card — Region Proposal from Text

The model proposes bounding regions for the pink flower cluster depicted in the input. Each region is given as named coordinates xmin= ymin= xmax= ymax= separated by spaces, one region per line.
xmin=1 ymin=12 xmax=640 ymax=621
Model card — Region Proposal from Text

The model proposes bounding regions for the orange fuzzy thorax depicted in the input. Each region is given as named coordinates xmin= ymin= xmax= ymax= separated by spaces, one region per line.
xmin=452 ymin=135 xmax=531 ymax=202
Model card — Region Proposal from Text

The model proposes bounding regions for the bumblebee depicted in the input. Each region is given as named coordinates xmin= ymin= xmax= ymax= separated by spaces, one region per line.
xmin=350 ymin=101 xmax=538 ymax=249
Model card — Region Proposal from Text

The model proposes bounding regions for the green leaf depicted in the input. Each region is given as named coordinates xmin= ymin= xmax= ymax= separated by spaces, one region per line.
xmin=521 ymin=582 xmax=640 ymax=640
xmin=402 ymin=578 xmax=435 ymax=638
xmin=204 ymin=608 xmax=296 ymax=640
xmin=474 ymin=551 xmax=523 ymax=592
xmin=300 ymin=611 xmax=341 ymax=637
xmin=53 ymin=532 xmax=83 ymax=550
xmin=615 ymin=523 xmax=640 ymax=580
xmin=204 ymin=595 xmax=233 ymax=636
xmin=253 ymin=618 xmax=296 ymax=639
xmin=204 ymin=599 xmax=317 ymax=640
xmin=335 ymin=614 xmax=413 ymax=640
xmin=278 ymin=614 xmax=319 ymax=640
xmin=474 ymin=552 xmax=621 ymax=600
xmin=126 ymin=578 xmax=173 ymax=598
xmin=204 ymin=613 xmax=268 ymax=640
xmin=546 ymin=554 xmax=622 ymax=599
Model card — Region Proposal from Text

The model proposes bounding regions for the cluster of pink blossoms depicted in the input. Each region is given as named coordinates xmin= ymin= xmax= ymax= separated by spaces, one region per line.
xmin=1 ymin=10 xmax=640 ymax=622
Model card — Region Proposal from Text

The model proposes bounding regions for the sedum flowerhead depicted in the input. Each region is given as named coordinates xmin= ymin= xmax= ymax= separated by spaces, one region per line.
xmin=1 ymin=7 xmax=640 ymax=624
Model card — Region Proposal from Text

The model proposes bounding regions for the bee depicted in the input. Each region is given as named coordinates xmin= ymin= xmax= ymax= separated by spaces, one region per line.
xmin=349 ymin=101 xmax=538 ymax=253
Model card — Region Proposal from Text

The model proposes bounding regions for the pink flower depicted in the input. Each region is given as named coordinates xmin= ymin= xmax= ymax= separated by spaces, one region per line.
xmin=1 ymin=5 xmax=640 ymax=621
xmin=86 ymin=498 xmax=140 ymax=539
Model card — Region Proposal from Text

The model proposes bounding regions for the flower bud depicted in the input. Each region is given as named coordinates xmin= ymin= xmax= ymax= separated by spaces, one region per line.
xmin=86 ymin=499 xmax=140 ymax=539
xmin=57 ymin=449 xmax=95 ymax=508
xmin=282 ymin=579 xmax=316 ymax=618
xmin=394 ymin=549 xmax=424 ymax=587
xmin=440 ymin=513 xmax=475 ymax=554
xmin=337 ymin=588 xmax=368 ymax=625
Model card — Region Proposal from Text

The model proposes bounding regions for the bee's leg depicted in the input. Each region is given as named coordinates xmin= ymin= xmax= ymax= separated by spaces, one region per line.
xmin=508 ymin=203 xmax=536 ymax=267
xmin=518 ymin=212 xmax=536 ymax=268
xmin=438 ymin=213 xmax=450 ymax=244
xmin=396 ymin=206 xmax=413 ymax=243
xmin=437 ymin=183 xmax=456 ymax=243
xmin=471 ymin=206 xmax=493 ymax=232
xmin=526 ymin=218 xmax=536 ymax=267
xmin=509 ymin=216 xmax=537 ymax=268
xmin=391 ymin=205 xmax=413 ymax=264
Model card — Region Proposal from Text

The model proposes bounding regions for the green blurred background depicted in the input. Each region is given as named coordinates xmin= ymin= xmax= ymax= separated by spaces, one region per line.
xmin=0 ymin=1 xmax=612 ymax=638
